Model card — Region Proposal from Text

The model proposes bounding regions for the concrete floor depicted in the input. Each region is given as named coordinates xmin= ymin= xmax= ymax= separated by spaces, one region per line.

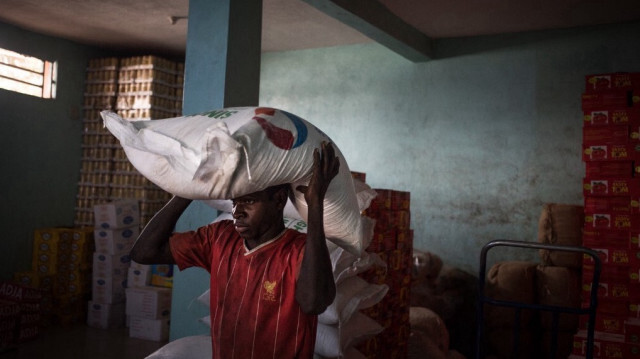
xmin=0 ymin=324 xmax=166 ymax=359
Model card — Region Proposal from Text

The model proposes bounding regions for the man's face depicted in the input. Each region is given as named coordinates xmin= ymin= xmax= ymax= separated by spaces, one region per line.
xmin=231 ymin=188 xmax=284 ymax=242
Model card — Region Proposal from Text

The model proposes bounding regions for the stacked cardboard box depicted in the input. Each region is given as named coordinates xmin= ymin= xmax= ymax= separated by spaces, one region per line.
xmin=572 ymin=72 xmax=640 ymax=358
xmin=75 ymin=55 xmax=182 ymax=228
xmin=0 ymin=282 xmax=43 ymax=348
xmin=358 ymin=182 xmax=413 ymax=359
xmin=87 ymin=200 xmax=140 ymax=329
xmin=125 ymin=285 xmax=172 ymax=342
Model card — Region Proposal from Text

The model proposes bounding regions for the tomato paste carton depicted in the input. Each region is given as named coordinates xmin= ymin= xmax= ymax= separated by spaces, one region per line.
xmin=583 ymin=125 xmax=630 ymax=144
xmin=585 ymin=161 xmax=634 ymax=178
xmin=584 ymin=108 xmax=640 ymax=126
xmin=582 ymin=228 xmax=630 ymax=249
xmin=582 ymin=143 xmax=639 ymax=161
xmin=582 ymin=91 xmax=637 ymax=111
xmin=585 ymin=212 xmax=639 ymax=230
xmin=584 ymin=196 xmax=631 ymax=213
xmin=579 ymin=314 xmax=625 ymax=335
xmin=583 ymin=178 xmax=640 ymax=196
xmin=572 ymin=330 xmax=627 ymax=358
xmin=585 ymin=73 xmax=640 ymax=93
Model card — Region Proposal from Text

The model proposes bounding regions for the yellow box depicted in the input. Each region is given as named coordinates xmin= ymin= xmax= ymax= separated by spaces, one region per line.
xmin=13 ymin=271 xmax=39 ymax=288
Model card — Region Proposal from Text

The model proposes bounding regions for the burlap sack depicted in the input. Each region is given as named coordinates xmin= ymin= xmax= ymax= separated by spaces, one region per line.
xmin=484 ymin=261 xmax=537 ymax=328
xmin=410 ymin=306 xmax=450 ymax=353
xmin=537 ymin=203 xmax=584 ymax=268
xmin=535 ymin=265 xmax=581 ymax=331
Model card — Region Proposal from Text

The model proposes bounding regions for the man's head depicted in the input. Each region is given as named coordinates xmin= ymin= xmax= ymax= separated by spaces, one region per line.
xmin=231 ymin=184 xmax=289 ymax=244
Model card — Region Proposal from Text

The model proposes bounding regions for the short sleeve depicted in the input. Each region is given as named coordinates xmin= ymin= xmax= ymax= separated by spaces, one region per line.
xmin=170 ymin=220 xmax=232 ymax=272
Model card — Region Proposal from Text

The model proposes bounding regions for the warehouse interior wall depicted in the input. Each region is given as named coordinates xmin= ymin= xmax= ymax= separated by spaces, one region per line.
xmin=0 ymin=22 xmax=110 ymax=280
xmin=258 ymin=20 xmax=640 ymax=274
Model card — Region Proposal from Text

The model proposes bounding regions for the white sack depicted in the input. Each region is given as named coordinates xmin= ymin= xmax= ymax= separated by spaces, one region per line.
xmin=102 ymin=107 xmax=373 ymax=256
xmin=319 ymin=275 xmax=388 ymax=325
xmin=145 ymin=335 xmax=212 ymax=359
xmin=314 ymin=312 xmax=384 ymax=358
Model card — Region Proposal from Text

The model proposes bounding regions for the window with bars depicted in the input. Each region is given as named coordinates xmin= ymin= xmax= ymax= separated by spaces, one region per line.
xmin=0 ymin=48 xmax=57 ymax=99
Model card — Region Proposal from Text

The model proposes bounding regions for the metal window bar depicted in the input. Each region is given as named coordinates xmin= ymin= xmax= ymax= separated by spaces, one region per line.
xmin=475 ymin=239 xmax=601 ymax=359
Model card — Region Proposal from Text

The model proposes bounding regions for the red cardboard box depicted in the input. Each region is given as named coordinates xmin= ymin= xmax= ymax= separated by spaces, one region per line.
xmin=626 ymin=319 xmax=640 ymax=343
xmin=585 ymin=73 xmax=640 ymax=93
xmin=583 ymin=178 xmax=640 ymax=196
xmin=584 ymin=108 xmax=640 ymax=126
xmin=585 ymin=161 xmax=634 ymax=178
xmin=583 ymin=246 xmax=633 ymax=266
xmin=579 ymin=314 xmax=625 ymax=335
xmin=582 ymin=91 xmax=635 ymax=111
xmin=584 ymin=212 xmax=639 ymax=230
xmin=572 ymin=330 xmax=627 ymax=358
xmin=582 ymin=143 xmax=639 ymax=161
xmin=583 ymin=298 xmax=629 ymax=317
xmin=584 ymin=196 xmax=631 ymax=213
xmin=582 ymin=229 xmax=630 ymax=249
xmin=583 ymin=125 xmax=630 ymax=144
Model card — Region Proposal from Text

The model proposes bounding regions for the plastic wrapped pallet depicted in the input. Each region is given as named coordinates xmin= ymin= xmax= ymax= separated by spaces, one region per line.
xmin=101 ymin=107 xmax=374 ymax=256
xmin=537 ymin=203 xmax=584 ymax=268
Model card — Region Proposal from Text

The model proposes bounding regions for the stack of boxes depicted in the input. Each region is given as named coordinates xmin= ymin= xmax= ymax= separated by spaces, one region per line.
xmin=358 ymin=178 xmax=413 ymax=359
xmin=87 ymin=200 xmax=139 ymax=329
xmin=75 ymin=55 xmax=183 ymax=229
xmin=2 ymin=226 xmax=95 ymax=347
xmin=573 ymin=72 xmax=640 ymax=358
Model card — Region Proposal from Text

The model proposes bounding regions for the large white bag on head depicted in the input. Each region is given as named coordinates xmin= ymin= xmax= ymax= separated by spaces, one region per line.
xmin=101 ymin=107 xmax=374 ymax=256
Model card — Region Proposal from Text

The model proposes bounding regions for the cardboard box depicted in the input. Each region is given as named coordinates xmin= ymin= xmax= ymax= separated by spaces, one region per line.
xmin=93 ymin=200 xmax=140 ymax=229
xmin=93 ymin=252 xmax=131 ymax=277
xmin=585 ymin=73 xmax=640 ymax=93
xmin=582 ymin=91 xmax=636 ymax=111
xmin=582 ymin=229 xmax=630 ymax=249
xmin=583 ymin=125 xmax=630 ymax=144
xmin=87 ymin=301 xmax=125 ymax=329
xmin=584 ymin=108 xmax=640 ymax=126
xmin=91 ymin=273 xmax=127 ymax=304
xmin=582 ymin=143 xmax=639 ymax=161
xmin=583 ymin=178 xmax=640 ymax=196
xmin=584 ymin=212 xmax=639 ymax=230
xmin=585 ymin=161 xmax=634 ymax=178
xmin=125 ymin=286 xmax=171 ymax=320
xmin=127 ymin=266 xmax=151 ymax=288
xmin=94 ymin=226 xmax=139 ymax=255
xmin=129 ymin=317 xmax=169 ymax=342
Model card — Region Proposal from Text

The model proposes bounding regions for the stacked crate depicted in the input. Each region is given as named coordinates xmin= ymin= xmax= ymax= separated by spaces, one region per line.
xmin=9 ymin=226 xmax=94 ymax=334
xmin=572 ymin=72 xmax=640 ymax=358
xmin=75 ymin=58 xmax=120 ymax=227
xmin=0 ymin=281 xmax=43 ymax=348
xmin=75 ymin=55 xmax=183 ymax=229
xmin=358 ymin=181 xmax=413 ymax=359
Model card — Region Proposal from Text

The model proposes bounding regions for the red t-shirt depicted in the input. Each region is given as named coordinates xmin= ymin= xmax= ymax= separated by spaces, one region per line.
xmin=170 ymin=220 xmax=317 ymax=359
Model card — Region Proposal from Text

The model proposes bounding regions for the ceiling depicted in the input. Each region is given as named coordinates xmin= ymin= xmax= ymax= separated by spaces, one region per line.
xmin=1 ymin=0 xmax=639 ymax=57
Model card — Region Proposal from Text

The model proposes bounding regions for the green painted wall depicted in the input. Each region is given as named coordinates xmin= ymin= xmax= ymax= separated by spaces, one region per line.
xmin=0 ymin=22 xmax=108 ymax=279
xmin=259 ymin=21 xmax=640 ymax=274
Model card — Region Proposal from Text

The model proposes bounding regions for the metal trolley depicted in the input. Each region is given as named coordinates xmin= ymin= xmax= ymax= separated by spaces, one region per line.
xmin=475 ymin=239 xmax=602 ymax=359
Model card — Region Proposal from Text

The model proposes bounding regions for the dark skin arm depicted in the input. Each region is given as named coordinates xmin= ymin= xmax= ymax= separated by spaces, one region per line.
xmin=295 ymin=141 xmax=339 ymax=315
xmin=129 ymin=196 xmax=193 ymax=264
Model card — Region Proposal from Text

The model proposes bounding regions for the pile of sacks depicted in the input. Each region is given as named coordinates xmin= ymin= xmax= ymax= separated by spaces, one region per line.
xmin=409 ymin=250 xmax=478 ymax=359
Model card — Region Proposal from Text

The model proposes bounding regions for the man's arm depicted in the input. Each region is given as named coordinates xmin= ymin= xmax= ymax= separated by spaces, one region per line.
xmin=295 ymin=141 xmax=339 ymax=314
xmin=130 ymin=196 xmax=193 ymax=264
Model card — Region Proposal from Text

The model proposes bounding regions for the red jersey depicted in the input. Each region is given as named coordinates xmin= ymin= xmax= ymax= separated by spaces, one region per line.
xmin=170 ymin=220 xmax=317 ymax=359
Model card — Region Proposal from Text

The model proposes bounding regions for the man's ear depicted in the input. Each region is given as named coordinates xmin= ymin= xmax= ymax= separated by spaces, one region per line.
xmin=274 ymin=188 xmax=288 ymax=209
